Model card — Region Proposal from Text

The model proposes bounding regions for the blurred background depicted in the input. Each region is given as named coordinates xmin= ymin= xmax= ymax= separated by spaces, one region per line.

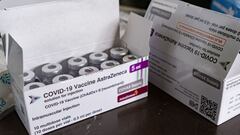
xmin=119 ymin=0 xmax=218 ymax=37
xmin=120 ymin=0 xmax=212 ymax=10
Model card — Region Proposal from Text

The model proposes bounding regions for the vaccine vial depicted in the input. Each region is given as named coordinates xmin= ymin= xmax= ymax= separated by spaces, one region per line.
xmin=110 ymin=47 xmax=128 ymax=61
xmin=122 ymin=55 xmax=138 ymax=63
xmin=100 ymin=60 xmax=120 ymax=70
xmin=52 ymin=74 xmax=74 ymax=84
xmin=67 ymin=57 xmax=88 ymax=77
xmin=41 ymin=63 xmax=63 ymax=84
xmin=23 ymin=70 xmax=36 ymax=85
xmin=24 ymin=82 xmax=45 ymax=91
xmin=89 ymin=52 xmax=108 ymax=66
xmin=79 ymin=66 xmax=99 ymax=76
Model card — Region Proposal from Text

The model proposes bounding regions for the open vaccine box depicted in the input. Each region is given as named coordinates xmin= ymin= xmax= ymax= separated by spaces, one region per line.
xmin=146 ymin=0 xmax=240 ymax=125
xmin=0 ymin=0 xmax=152 ymax=134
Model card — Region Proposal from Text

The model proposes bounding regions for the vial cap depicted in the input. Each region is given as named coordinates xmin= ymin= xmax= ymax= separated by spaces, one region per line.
xmin=100 ymin=60 xmax=120 ymax=70
xmin=24 ymin=82 xmax=45 ymax=91
xmin=110 ymin=47 xmax=128 ymax=59
xmin=23 ymin=70 xmax=36 ymax=84
xmin=89 ymin=52 xmax=108 ymax=65
xmin=52 ymin=74 xmax=74 ymax=84
xmin=122 ymin=55 xmax=138 ymax=63
xmin=41 ymin=63 xmax=63 ymax=77
xmin=68 ymin=57 xmax=88 ymax=70
xmin=79 ymin=66 xmax=99 ymax=76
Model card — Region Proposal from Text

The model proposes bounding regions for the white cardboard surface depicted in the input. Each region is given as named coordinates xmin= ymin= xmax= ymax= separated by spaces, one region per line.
xmin=0 ymin=0 xmax=58 ymax=9
xmin=123 ymin=13 xmax=152 ymax=56
xmin=146 ymin=0 xmax=240 ymax=125
xmin=1 ymin=0 xmax=119 ymax=70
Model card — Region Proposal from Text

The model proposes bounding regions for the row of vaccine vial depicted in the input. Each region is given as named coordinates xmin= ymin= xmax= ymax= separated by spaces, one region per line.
xmin=24 ymin=47 xmax=139 ymax=90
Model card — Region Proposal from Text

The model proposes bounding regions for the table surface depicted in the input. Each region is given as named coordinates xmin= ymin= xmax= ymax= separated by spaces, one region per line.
xmin=0 ymin=83 xmax=240 ymax=135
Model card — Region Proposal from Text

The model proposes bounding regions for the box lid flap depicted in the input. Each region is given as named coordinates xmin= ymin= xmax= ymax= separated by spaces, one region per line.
xmin=1 ymin=0 xmax=119 ymax=70
xmin=146 ymin=0 xmax=240 ymax=80
xmin=226 ymin=52 xmax=240 ymax=79
xmin=122 ymin=13 xmax=152 ymax=56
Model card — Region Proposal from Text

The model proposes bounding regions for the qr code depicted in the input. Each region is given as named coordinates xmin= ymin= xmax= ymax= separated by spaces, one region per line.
xmin=199 ymin=96 xmax=218 ymax=121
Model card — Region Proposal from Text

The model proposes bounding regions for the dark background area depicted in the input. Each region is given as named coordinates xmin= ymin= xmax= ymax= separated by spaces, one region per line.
xmin=120 ymin=0 xmax=212 ymax=9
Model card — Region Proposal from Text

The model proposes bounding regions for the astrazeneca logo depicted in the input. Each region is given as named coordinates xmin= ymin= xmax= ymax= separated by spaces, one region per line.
xmin=29 ymin=95 xmax=41 ymax=104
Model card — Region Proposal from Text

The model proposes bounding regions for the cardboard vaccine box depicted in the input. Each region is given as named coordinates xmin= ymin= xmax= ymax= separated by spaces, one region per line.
xmin=0 ymin=0 xmax=152 ymax=134
xmin=0 ymin=37 xmax=14 ymax=119
xmin=146 ymin=0 xmax=240 ymax=125
xmin=211 ymin=0 xmax=240 ymax=18
xmin=0 ymin=0 xmax=60 ymax=63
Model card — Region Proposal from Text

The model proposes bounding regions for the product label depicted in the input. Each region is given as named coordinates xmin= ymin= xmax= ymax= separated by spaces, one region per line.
xmin=193 ymin=69 xmax=221 ymax=89
xmin=145 ymin=0 xmax=240 ymax=124
xmin=21 ymin=58 xmax=148 ymax=135
xmin=216 ymin=76 xmax=240 ymax=123
xmin=146 ymin=0 xmax=240 ymax=80
xmin=130 ymin=60 xmax=148 ymax=73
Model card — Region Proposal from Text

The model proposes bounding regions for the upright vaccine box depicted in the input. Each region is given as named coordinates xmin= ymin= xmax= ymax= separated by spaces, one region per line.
xmin=0 ymin=0 xmax=59 ymax=62
xmin=0 ymin=0 xmax=152 ymax=134
xmin=146 ymin=0 xmax=240 ymax=125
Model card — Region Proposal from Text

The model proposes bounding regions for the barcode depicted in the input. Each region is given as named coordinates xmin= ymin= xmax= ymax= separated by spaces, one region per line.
xmin=199 ymin=96 xmax=218 ymax=121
